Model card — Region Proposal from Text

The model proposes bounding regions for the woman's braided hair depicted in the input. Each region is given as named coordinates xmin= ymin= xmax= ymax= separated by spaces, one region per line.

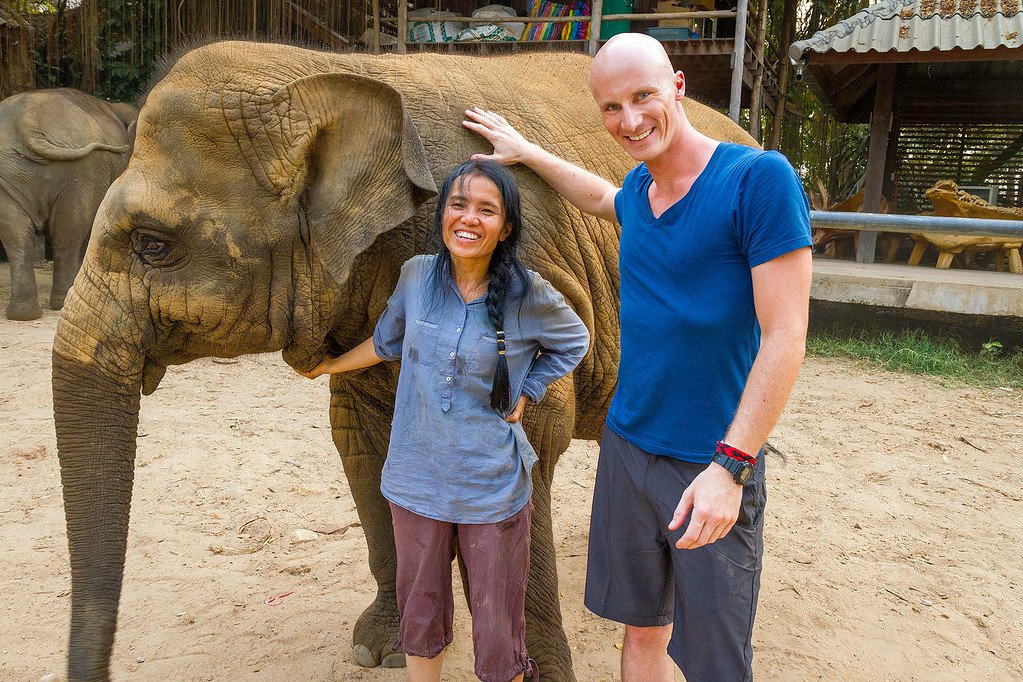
xmin=431 ymin=160 xmax=529 ymax=413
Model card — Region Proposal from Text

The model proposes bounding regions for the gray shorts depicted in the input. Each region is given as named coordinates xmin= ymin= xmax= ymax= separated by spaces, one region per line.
xmin=584 ymin=427 xmax=766 ymax=682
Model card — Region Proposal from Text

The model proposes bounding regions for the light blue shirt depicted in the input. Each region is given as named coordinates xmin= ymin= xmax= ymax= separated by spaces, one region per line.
xmin=373 ymin=254 xmax=590 ymax=523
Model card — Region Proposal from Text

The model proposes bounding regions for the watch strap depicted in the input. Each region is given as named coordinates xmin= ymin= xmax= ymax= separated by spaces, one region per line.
xmin=715 ymin=440 xmax=756 ymax=464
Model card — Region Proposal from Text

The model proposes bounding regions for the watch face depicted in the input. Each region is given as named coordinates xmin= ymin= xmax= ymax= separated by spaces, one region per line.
xmin=713 ymin=453 xmax=755 ymax=485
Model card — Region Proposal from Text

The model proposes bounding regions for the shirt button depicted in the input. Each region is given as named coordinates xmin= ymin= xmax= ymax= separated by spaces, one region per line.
xmin=446 ymin=376 xmax=452 ymax=382
xmin=449 ymin=351 xmax=455 ymax=358
xmin=455 ymin=327 xmax=461 ymax=332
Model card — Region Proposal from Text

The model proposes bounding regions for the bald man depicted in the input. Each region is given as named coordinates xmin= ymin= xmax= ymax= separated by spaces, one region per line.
xmin=464 ymin=34 xmax=812 ymax=681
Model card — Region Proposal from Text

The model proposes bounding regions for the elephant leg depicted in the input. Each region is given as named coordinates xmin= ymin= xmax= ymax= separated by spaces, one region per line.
xmin=0 ymin=203 xmax=42 ymax=320
xmin=329 ymin=369 xmax=406 ymax=670
xmin=34 ymin=231 xmax=47 ymax=265
xmin=48 ymin=196 xmax=92 ymax=310
xmin=520 ymin=378 xmax=577 ymax=682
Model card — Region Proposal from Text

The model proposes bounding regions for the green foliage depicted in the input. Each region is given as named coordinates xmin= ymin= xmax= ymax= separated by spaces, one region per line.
xmin=30 ymin=46 xmax=61 ymax=88
xmin=807 ymin=329 xmax=1023 ymax=388
xmin=94 ymin=0 xmax=152 ymax=102
xmin=782 ymin=89 xmax=870 ymax=201
xmin=772 ymin=0 xmax=874 ymax=203
xmin=16 ymin=1 xmax=63 ymax=13
xmin=981 ymin=340 xmax=1004 ymax=358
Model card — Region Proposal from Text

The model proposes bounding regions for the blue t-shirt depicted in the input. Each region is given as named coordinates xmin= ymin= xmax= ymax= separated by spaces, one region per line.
xmin=606 ymin=143 xmax=811 ymax=463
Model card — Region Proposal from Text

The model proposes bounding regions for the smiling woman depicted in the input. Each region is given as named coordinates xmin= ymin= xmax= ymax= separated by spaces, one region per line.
xmin=300 ymin=158 xmax=590 ymax=682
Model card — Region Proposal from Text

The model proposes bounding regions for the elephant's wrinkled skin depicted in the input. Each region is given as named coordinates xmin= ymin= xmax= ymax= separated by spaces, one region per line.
xmin=0 ymin=88 xmax=134 ymax=320
xmin=52 ymin=42 xmax=756 ymax=681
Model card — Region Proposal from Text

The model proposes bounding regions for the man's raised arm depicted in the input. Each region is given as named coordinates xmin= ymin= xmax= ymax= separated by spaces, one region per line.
xmin=463 ymin=107 xmax=619 ymax=224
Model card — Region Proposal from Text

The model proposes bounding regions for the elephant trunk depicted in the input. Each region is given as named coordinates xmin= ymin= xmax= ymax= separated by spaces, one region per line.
xmin=52 ymin=283 xmax=147 ymax=681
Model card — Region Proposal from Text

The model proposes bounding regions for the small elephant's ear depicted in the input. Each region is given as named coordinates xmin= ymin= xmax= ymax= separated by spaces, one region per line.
xmin=224 ymin=73 xmax=438 ymax=286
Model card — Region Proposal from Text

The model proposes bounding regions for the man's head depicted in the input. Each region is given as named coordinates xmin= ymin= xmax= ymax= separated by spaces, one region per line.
xmin=589 ymin=33 xmax=687 ymax=163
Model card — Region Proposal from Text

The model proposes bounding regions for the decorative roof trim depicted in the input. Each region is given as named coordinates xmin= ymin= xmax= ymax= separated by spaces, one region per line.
xmin=790 ymin=0 xmax=1023 ymax=63
xmin=791 ymin=1 xmax=906 ymax=62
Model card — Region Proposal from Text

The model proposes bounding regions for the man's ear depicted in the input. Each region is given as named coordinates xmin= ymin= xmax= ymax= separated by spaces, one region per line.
xmin=675 ymin=70 xmax=687 ymax=99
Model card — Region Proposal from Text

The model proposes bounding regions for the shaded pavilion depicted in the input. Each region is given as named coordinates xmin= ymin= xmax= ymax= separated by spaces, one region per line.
xmin=789 ymin=0 xmax=1023 ymax=262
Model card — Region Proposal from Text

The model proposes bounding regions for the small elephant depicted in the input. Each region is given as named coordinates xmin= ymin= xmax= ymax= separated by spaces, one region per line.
xmin=0 ymin=88 xmax=134 ymax=320
xmin=52 ymin=42 xmax=756 ymax=681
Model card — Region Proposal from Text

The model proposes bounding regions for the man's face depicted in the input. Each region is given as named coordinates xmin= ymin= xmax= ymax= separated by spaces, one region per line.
xmin=590 ymin=63 xmax=683 ymax=164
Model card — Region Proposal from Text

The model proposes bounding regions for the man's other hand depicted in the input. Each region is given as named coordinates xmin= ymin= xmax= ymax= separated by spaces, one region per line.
xmin=668 ymin=463 xmax=743 ymax=549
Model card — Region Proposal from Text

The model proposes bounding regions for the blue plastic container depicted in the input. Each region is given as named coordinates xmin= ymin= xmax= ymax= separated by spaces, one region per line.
xmin=645 ymin=26 xmax=694 ymax=41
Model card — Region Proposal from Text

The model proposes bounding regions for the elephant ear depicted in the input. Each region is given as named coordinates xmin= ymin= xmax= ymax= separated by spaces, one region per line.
xmin=224 ymin=73 xmax=438 ymax=286
xmin=16 ymin=96 xmax=130 ymax=163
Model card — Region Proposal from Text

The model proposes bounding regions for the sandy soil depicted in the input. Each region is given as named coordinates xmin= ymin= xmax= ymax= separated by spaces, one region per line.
xmin=2 ymin=265 xmax=1022 ymax=681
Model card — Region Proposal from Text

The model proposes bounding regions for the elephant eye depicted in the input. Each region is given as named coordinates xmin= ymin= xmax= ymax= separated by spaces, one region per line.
xmin=131 ymin=230 xmax=182 ymax=267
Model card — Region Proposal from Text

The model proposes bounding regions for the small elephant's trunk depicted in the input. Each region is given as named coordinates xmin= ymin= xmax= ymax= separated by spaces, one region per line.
xmin=53 ymin=282 xmax=147 ymax=681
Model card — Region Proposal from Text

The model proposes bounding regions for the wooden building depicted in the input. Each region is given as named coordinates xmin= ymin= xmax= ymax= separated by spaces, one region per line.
xmin=790 ymin=0 xmax=1023 ymax=262
xmin=370 ymin=0 xmax=782 ymax=131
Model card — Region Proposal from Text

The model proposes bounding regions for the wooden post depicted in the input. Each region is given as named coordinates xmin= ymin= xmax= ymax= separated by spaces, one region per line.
xmin=728 ymin=0 xmax=749 ymax=122
xmin=748 ymin=0 xmax=768 ymax=140
xmin=588 ymin=0 xmax=604 ymax=56
xmin=857 ymin=64 xmax=897 ymax=264
xmin=882 ymin=95 xmax=901 ymax=202
xmin=372 ymin=0 xmax=381 ymax=53
xmin=397 ymin=0 xmax=407 ymax=54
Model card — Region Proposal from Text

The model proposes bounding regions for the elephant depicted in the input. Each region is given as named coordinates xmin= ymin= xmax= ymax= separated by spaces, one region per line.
xmin=52 ymin=41 xmax=756 ymax=681
xmin=0 ymin=88 xmax=134 ymax=320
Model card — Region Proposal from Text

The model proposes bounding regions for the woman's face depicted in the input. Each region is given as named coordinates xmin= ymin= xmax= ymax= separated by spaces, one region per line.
xmin=442 ymin=174 xmax=511 ymax=268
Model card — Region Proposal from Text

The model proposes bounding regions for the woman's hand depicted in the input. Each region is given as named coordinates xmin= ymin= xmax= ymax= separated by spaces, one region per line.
xmin=295 ymin=338 xmax=384 ymax=379
xmin=505 ymin=395 xmax=529 ymax=423
xmin=297 ymin=357 xmax=336 ymax=379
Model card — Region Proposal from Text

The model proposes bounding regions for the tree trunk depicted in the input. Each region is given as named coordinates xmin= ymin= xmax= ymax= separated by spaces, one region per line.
xmin=748 ymin=0 xmax=769 ymax=141
xmin=768 ymin=0 xmax=797 ymax=150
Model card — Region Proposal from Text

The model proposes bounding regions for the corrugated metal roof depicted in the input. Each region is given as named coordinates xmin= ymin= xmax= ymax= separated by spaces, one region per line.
xmin=790 ymin=0 xmax=1023 ymax=63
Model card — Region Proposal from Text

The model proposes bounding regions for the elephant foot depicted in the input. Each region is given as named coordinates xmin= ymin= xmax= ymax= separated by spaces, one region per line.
xmin=49 ymin=293 xmax=67 ymax=310
xmin=529 ymin=645 xmax=577 ymax=682
xmin=351 ymin=594 xmax=404 ymax=668
xmin=354 ymin=645 xmax=405 ymax=668
xmin=6 ymin=299 xmax=42 ymax=321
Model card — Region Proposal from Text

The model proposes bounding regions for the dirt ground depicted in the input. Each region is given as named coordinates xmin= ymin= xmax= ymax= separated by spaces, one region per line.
xmin=2 ymin=265 xmax=1022 ymax=681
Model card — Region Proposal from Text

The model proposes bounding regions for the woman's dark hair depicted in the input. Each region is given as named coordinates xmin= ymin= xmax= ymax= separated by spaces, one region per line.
xmin=431 ymin=159 xmax=529 ymax=413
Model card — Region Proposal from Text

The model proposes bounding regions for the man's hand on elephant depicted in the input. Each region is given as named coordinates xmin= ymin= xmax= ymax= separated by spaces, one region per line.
xmin=505 ymin=395 xmax=529 ymax=423
xmin=462 ymin=108 xmax=534 ymax=166
xmin=668 ymin=464 xmax=742 ymax=549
